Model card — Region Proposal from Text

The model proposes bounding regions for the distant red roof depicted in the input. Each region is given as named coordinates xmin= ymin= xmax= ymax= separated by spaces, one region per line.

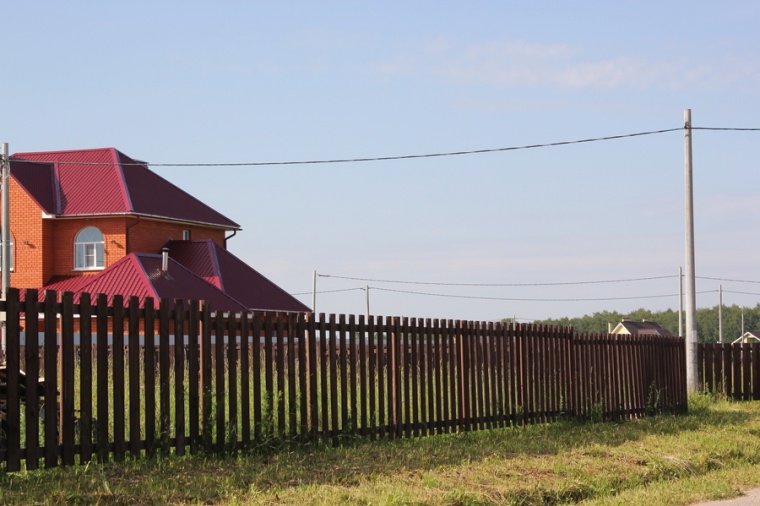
xmin=166 ymin=240 xmax=310 ymax=312
xmin=11 ymin=147 xmax=239 ymax=229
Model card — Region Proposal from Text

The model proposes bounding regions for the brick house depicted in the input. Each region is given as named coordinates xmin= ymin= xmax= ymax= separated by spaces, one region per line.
xmin=3 ymin=147 xmax=309 ymax=313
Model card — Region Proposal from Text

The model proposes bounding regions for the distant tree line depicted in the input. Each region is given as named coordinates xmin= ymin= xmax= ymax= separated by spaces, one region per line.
xmin=513 ymin=304 xmax=760 ymax=343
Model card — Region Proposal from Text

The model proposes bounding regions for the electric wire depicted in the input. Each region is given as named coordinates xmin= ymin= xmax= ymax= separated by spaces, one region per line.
xmin=318 ymin=273 xmax=677 ymax=287
xmin=13 ymin=126 xmax=758 ymax=169
xmin=14 ymin=127 xmax=687 ymax=167
xmin=367 ymin=286 xmax=717 ymax=302
xmin=697 ymin=276 xmax=760 ymax=285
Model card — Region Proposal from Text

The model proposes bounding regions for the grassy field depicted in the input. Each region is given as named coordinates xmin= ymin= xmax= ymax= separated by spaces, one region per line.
xmin=3 ymin=394 xmax=760 ymax=505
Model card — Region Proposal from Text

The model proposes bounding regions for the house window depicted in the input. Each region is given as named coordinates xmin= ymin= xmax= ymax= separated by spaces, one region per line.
xmin=74 ymin=226 xmax=104 ymax=270
xmin=183 ymin=229 xmax=191 ymax=240
xmin=0 ymin=229 xmax=13 ymax=271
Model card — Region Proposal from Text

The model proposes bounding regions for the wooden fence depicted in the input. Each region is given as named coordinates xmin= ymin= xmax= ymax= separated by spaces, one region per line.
xmin=0 ymin=288 xmax=687 ymax=471
xmin=698 ymin=343 xmax=760 ymax=400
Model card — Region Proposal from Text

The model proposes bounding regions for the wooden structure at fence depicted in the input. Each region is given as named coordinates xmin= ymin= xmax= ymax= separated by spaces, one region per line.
xmin=0 ymin=288 xmax=687 ymax=471
xmin=698 ymin=343 xmax=760 ymax=400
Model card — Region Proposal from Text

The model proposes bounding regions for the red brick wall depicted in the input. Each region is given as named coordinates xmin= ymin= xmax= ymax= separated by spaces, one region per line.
xmin=3 ymin=179 xmax=230 ymax=289
xmin=128 ymin=220 xmax=226 ymax=253
xmin=51 ymin=218 xmax=128 ymax=276
xmin=4 ymin=179 xmax=47 ymax=288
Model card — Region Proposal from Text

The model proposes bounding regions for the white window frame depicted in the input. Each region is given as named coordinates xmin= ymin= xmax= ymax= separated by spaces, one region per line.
xmin=74 ymin=226 xmax=105 ymax=270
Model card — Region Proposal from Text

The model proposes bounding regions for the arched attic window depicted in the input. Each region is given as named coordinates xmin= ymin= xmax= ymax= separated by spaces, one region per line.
xmin=0 ymin=228 xmax=13 ymax=271
xmin=74 ymin=226 xmax=104 ymax=270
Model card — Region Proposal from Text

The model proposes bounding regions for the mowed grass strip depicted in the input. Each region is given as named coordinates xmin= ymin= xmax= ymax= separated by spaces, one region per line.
xmin=3 ymin=395 xmax=760 ymax=505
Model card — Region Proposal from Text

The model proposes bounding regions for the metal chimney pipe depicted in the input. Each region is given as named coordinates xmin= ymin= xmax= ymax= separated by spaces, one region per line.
xmin=161 ymin=247 xmax=169 ymax=273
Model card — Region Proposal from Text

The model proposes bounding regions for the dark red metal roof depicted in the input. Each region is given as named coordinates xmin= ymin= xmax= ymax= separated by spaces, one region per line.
xmin=41 ymin=253 xmax=249 ymax=312
xmin=166 ymin=240 xmax=310 ymax=313
xmin=11 ymin=148 xmax=239 ymax=229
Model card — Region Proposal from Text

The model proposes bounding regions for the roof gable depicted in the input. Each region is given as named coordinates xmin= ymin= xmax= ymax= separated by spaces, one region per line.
xmin=8 ymin=159 xmax=57 ymax=214
xmin=166 ymin=240 xmax=310 ymax=312
xmin=12 ymin=148 xmax=240 ymax=229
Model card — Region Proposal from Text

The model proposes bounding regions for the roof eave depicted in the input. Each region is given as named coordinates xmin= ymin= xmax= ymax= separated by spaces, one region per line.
xmin=41 ymin=212 xmax=241 ymax=230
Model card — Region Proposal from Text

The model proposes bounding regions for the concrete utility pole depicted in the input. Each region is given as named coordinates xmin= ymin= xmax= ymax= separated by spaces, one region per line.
xmin=1 ymin=142 xmax=10 ymax=357
xmin=684 ymin=109 xmax=699 ymax=392
xmin=312 ymin=270 xmax=317 ymax=314
xmin=365 ymin=285 xmax=370 ymax=319
xmin=678 ymin=266 xmax=683 ymax=338
xmin=718 ymin=285 xmax=723 ymax=343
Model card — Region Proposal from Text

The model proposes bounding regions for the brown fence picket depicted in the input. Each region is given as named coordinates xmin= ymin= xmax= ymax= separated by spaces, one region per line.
xmin=200 ymin=303 xmax=213 ymax=452
xmin=734 ymin=343 xmax=743 ymax=400
xmin=339 ymin=314 xmax=348 ymax=438
xmin=358 ymin=314 xmax=367 ymax=437
xmin=298 ymin=313 xmax=309 ymax=439
xmin=264 ymin=313 xmax=274 ymax=440
xmin=4 ymin=290 xmax=20 ymax=471
xmin=328 ymin=314 xmax=339 ymax=445
xmin=318 ymin=313 xmax=329 ymax=442
xmin=411 ymin=318 xmax=420 ymax=437
xmin=753 ymin=343 xmax=760 ymax=400
xmin=426 ymin=318 xmax=435 ymax=435
xmin=77 ymin=293 xmax=93 ymax=463
xmin=375 ymin=316 xmax=385 ymax=439
xmin=144 ymin=298 xmax=157 ymax=457
xmin=159 ymin=298 xmax=171 ymax=456
xmin=23 ymin=290 xmax=41 ymax=469
xmin=60 ymin=292 xmax=75 ymax=467
xmin=250 ymin=311 xmax=261 ymax=442
xmin=306 ymin=313 xmax=318 ymax=437
xmin=347 ymin=314 xmax=357 ymax=437
xmin=188 ymin=300 xmax=200 ymax=454
xmin=225 ymin=308 xmax=237 ymax=453
xmin=174 ymin=301 xmax=187 ymax=456
xmin=214 ymin=309 xmax=226 ymax=451
xmin=287 ymin=314 xmax=297 ymax=440
xmin=128 ymin=296 xmax=141 ymax=459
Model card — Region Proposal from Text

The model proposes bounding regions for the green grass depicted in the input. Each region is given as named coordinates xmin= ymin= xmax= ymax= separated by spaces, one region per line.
xmin=3 ymin=394 xmax=760 ymax=505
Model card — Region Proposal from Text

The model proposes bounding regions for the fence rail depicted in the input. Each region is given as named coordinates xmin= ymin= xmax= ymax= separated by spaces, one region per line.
xmin=0 ymin=288 xmax=687 ymax=471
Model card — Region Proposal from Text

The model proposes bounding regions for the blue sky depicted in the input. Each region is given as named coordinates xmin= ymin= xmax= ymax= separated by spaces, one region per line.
xmin=3 ymin=1 xmax=760 ymax=322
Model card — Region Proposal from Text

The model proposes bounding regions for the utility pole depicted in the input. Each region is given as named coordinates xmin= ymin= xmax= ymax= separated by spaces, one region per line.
xmin=1 ymin=142 xmax=10 ymax=358
xmin=718 ymin=285 xmax=723 ymax=343
xmin=311 ymin=270 xmax=317 ymax=314
xmin=365 ymin=285 xmax=370 ymax=319
xmin=684 ymin=109 xmax=699 ymax=392
xmin=678 ymin=266 xmax=683 ymax=338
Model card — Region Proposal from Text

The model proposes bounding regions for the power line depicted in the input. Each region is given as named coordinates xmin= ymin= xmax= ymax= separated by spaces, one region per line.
xmin=290 ymin=287 xmax=365 ymax=297
xmin=692 ymin=127 xmax=760 ymax=132
xmin=364 ymin=286 xmax=717 ymax=303
xmin=723 ymin=290 xmax=760 ymax=297
xmin=319 ymin=273 xmax=677 ymax=287
xmin=17 ymin=127 xmax=687 ymax=168
xmin=15 ymin=126 xmax=759 ymax=169
xmin=697 ymin=276 xmax=760 ymax=285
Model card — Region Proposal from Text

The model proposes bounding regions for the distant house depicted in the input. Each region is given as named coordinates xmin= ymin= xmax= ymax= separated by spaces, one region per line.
xmin=609 ymin=320 xmax=674 ymax=337
xmin=3 ymin=147 xmax=309 ymax=313
xmin=732 ymin=331 xmax=760 ymax=344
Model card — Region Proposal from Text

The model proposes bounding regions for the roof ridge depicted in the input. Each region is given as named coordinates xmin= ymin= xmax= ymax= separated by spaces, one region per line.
xmin=207 ymin=241 xmax=224 ymax=291
xmin=113 ymin=150 xmax=134 ymax=211
xmin=130 ymin=253 xmax=162 ymax=302
xmin=13 ymin=147 xmax=118 ymax=156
